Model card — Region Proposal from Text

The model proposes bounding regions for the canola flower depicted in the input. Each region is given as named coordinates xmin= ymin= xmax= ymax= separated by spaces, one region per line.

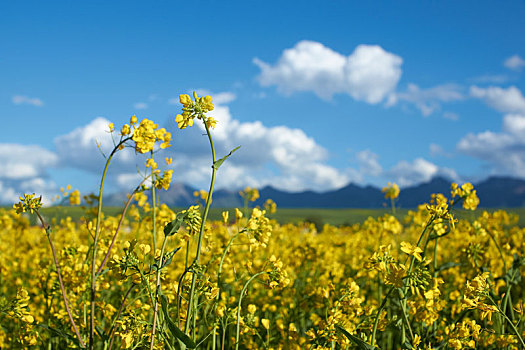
xmin=4 ymin=92 xmax=525 ymax=349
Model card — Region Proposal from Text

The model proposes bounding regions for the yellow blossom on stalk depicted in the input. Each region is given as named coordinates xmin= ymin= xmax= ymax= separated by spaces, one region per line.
xmin=235 ymin=208 xmax=243 ymax=221
xmin=13 ymin=193 xmax=42 ymax=214
xmin=175 ymin=92 xmax=215 ymax=129
xmin=264 ymin=199 xmax=277 ymax=214
xmin=130 ymin=115 xmax=137 ymax=125
xmin=165 ymin=157 xmax=172 ymax=165
xmin=382 ymin=182 xmax=400 ymax=199
xmin=247 ymin=304 xmax=257 ymax=314
xmin=206 ymin=116 xmax=217 ymax=129
xmin=145 ymin=158 xmax=157 ymax=169
xmin=132 ymin=118 xmax=159 ymax=153
xmin=121 ymin=124 xmax=130 ymax=136
xmin=385 ymin=263 xmax=406 ymax=288
xmin=69 ymin=190 xmax=81 ymax=206
xmin=451 ymin=183 xmax=480 ymax=210
xmin=108 ymin=122 xmax=115 ymax=132
xmin=240 ymin=186 xmax=259 ymax=202
xmin=179 ymin=94 xmax=192 ymax=106
xmin=222 ymin=211 xmax=229 ymax=224
xmin=155 ymin=170 xmax=173 ymax=191
xmin=400 ymin=241 xmax=424 ymax=262
xmin=261 ymin=318 xmax=270 ymax=330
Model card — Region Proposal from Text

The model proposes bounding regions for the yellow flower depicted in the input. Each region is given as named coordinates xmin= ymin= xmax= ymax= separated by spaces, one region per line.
xmin=130 ymin=115 xmax=137 ymax=125
xmin=121 ymin=124 xmax=131 ymax=136
xmin=145 ymin=158 xmax=157 ymax=169
xmin=165 ymin=157 xmax=173 ymax=165
xmin=179 ymin=94 xmax=192 ymax=106
xmin=261 ymin=318 xmax=270 ymax=330
xmin=382 ymin=182 xmax=400 ymax=199
xmin=400 ymin=241 xmax=424 ymax=262
xmin=69 ymin=190 xmax=81 ymax=206
xmin=108 ymin=122 xmax=115 ymax=132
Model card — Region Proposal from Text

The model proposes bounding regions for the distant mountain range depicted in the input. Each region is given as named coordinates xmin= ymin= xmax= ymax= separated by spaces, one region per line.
xmin=103 ymin=176 xmax=525 ymax=208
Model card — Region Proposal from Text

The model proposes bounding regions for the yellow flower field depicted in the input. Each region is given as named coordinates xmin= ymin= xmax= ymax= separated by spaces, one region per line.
xmin=1 ymin=93 xmax=524 ymax=349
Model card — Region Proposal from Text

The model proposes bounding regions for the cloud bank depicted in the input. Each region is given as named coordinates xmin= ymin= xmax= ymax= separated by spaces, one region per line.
xmin=254 ymin=40 xmax=403 ymax=103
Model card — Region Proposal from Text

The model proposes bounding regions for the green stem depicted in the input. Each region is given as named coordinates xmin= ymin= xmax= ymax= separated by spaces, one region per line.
xmin=151 ymin=152 xmax=157 ymax=255
xmin=90 ymin=137 xmax=130 ymax=349
xmin=213 ymin=230 xmax=244 ymax=348
xmin=489 ymin=296 xmax=525 ymax=349
xmin=184 ymin=122 xmax=217 ymax=337
xmin=108 ymin=284 xmax=135 ymax=350
xmin=235 ymin=272 xmax=267 ymax=350
xmin=370 ymin=287 xmax=394 ymax=346
xmin=36 ymin=211 xmax=86 ymax=348
xmin=150 ymin=235 xmax=169 ymax=349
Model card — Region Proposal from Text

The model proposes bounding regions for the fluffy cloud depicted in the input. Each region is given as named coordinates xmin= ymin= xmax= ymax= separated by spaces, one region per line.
xmin=12 ymin=95 xmax=43 ymax=107
xmin=54 ymin=117 xmax=137 ymax=174
xmin=0 ymin=144 xmax=59 ymax=204
xmin=504 ymin=55 xmax=525 ymax=71
xmin=470 ymin=85 xmax=525 ymax=114
xmin=164 ymin=95 xmax=351 ymax=192
xmin=356 ymin=150 xmax=382 ymax=176
xmin=458 ymin=113 xmax=525 ymax=177
xmin=386 ymin=158 xmax=459 ymax=187
xmin=0 ymin=144 xmax=58 ymax=179
xmin=254 ymin=40 xmax=402 ymax=103
xmin=395 ymin=84 xmax=464 ymax=116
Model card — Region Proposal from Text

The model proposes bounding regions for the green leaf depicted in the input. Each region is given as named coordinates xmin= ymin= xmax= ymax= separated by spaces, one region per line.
xmin=213 ymin=146 xmax=240 ymax=170
xmin=336 ymin=325 xmax=377 ymax=350
xmin=153 ymin=247 xmax=181 ymax=271
xmin=163 ymin=212 xmax=186 ymax=237
xmin=160 ymin=294 xmax=196 ymax=348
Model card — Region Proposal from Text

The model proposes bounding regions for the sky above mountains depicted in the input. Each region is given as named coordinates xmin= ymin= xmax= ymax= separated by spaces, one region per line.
xmin=2 ymin=0 xmax=525 ymax=204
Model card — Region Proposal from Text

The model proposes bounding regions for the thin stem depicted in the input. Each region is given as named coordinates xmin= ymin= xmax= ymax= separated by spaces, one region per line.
xmin=108 ymin=284 xmax=135 ymax=350
xmin=151 ymin=152 xmax=158 ymax=255
xmin=90 ymin=136 xmax=131 ymax=349
xmin=489 ymin=296 xmax=525 ymax=349
xmin=150 ymin=235 xmax=169 ymax=349
xmin=235 ymin=272 xmax=267 ymax=350
xmin=97 ymin=176 xmax=150 ymax=276
xmin=35 ymin=211 xmax=86 ymax=348
xmin=370 ymin=287 xmax=394 ymax=346
xmin=184 ymin=121 xmax=217 ymax=336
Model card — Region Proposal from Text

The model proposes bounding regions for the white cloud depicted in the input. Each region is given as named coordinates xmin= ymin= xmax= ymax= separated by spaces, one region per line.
xmin=458 ymin=113 xmax=525 ymax=177
xmin=0 ymin=181 xmax=19 ymax=204
xmin=165 ymin=94 xmax=350 ymax=192
xmin=0 ymin=144 xmax=58 ymax=179
xmin=54 ymin=117 xmax=137 ymax=174
xmin=254 ymin=40 xmax=402 ymax=103
xmin=134 ymin=102 xmax=148 ymax=110
xmin=470 ymin=85 xmax=525 ymax=114
xmin=504 ymin=55 xmax=525 ymax=71
xmin=356 ymin=150 xmax=382 ymax=176
xmin=0 ymin=144 xmax=59 ymax=205
xmin=395 ymin=83 xmax=464 ymax=116
xmin=12 ymin=95 xmax=43 ymax=107
xmin=387 ymin=158 xmax=459 ymax=187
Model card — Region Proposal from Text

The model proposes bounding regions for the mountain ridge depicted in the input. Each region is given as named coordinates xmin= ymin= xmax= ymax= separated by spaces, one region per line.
xmin=102 ymin=176 xmax=525 ymax=208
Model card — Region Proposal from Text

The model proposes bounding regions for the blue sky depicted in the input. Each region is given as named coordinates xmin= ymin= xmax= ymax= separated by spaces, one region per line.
xmin=2 ymin=0 xmax=525 ymax=204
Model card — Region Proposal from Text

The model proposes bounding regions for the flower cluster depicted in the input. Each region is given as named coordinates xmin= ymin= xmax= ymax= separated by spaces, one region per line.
xmin=13 ymin=193 xmax=42 ymax=214
xmin=175 ymin=92 xmax=216 ymax=129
